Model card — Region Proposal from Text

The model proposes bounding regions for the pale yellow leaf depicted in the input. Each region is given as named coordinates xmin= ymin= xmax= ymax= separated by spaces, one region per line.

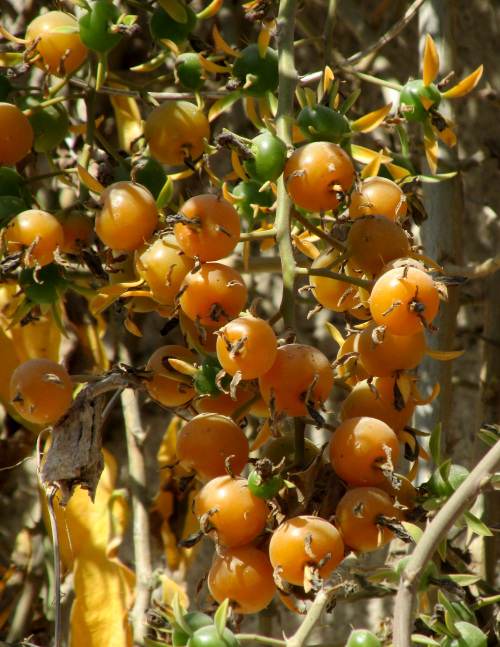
xmin=424 ymin=126 xmax=438 ymax=175
xmin=349 ymin=144 xmax=392 ymax=165
xmin=292 ymin=233 xmax=319 ymax=259
xmin=425 ymin=348 xmax=464 ymax=361
xmin=361 ymin=149 xmax=383 ymax=178
xmin=78 ymin=164 xmax=105 ymax=194
xmin=384 ymin=162 xmax=412 ymax=180
xmin=158 ymin=0 xmax=188 ymax=22
xmin=350 ymin=103 xmax=392 ymax=133
xmin=68 ymin=115 xmax=104 ymax=135
xmin=231 ymin=150 xmax=248 ymax=182
xmin=213 ymin=24 xmax=241 ymax=57
xmin=323 ymin=66 xmax=334 ymax=95
xmin=441 ymin=65 xmax=483 ymax=98
xmin=324 ymin=321 xmax=344 ymax=347
xmin=110 ymin=84 xmax=143 ymax=153
xmin=257 ymin=28 xmax=271 ymax=59
xmin=245 ymin=97 xmax=264 ymax=129
xmin=198 ymin=54 xmax=231 ymax=75
xmin=161 ymin=575 xmax=190 ymax=608
xmin=250 ymin=420 xmax=272 ymax=451
xmin=196 ymin=0 xmax=223 ymax=19
xmin=423 ymin=34 xmax=439 ymax=87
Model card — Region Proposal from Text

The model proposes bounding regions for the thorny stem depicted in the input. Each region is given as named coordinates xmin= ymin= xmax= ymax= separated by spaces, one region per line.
xmin=323 ymin=0 xmax=338 ymax=70
xmin=274 ymin=0 xmax=299 ymax=331
xmin=119 ymin=343 xmax=153 ymax=646
xmin=286 ymin=554 xmax=359 ymax=647
xmin=393 ymin=437 xmax=500 ymax=647
xmin=298 ymin=267 xmax=373 ymax=290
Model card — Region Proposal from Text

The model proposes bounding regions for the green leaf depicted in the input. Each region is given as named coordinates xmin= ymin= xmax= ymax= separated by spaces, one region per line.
xmin=172 ymin=593 xmax=191 ymax=635
xmin=208 ymin=90 xmax=241 ymax=122
xmin=340 ymin=88 xmax=361 ymax=115
xmin=295 ymin=86 xmax=308 ymax=109
xmin=439 ymin=590 xmax=457 ymax=618
xmin=265 ymin=90 xmax=278 ymax=117
xmin=367 ymin=568 xmax=399 ymax=584
xmin=438 ymin=459 xmax=451 ymax=482
xmin=122 ymin=15 xmax=138 ymax=26
xmin=67 ymin=0 xmax=91 ymax=9
xmin=396 ymin=123 xmax=409 ymax=157
xmin=428 ymin=422 xmax=442 ymax=465
xmin=156 ymin=176 xmax=174 ymax=210
xmin=401 ymin=521 xmax=423 ymax=543
xmin=463 ymin=510 xmax=493 ymax=537
xmin=410 ymin=636 xmax=442 ymax=646
xmin=477 ymin=428 xmax=499 ymax=448
xmin=418 ymin=172 xmax=458 ymax=182
xmin=448 ymin=574 xmax=482 ymax=586
xmin=438 ymin=536 xmax=447 ymax=562
xmin=214 ymin=598 xmax=229 ymax=638
xmin=50 ymin=25 xmax=81 ymax=34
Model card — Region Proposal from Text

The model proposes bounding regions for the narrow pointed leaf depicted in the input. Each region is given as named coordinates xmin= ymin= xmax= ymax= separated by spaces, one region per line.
xmin=324 ymin=321 xmax=344 ymax=346
xmin=213 ymin=24 xmax=241 ymax=57
xmin=196 ymin=0 xmax=223 ymax=19
xmin=423 ymin=34 xmax=439 ymax=87
xmin=410 ymin=636 xmax=442 ymax=646
xmin=350 ymin=103 xmax=392 ymax=133
xmin=208 ymin=90 xmax=241 ymax=122
xmin=423 ymin=122 xmax=438 ymax=174
xmin=432 ymin=122 xmax=457 ymax=147
xmin=257 ymin=28 xmax=271 ymax=59
xmin=438 ymin=536 xmax=447 ymax=561
xmin=340 ymin=88 xmax=361 ymax=115
xmin=463 ymin=510 xmax=493 ymax=536
xmin=323 ymin=65 xmax=334 ymax=95
xmin=130 ymin=49 xmax=170 ymax=72
xmin=231 ymin=150 xmax=248 ymax=182
xmin=291 ymin=234 xmax=319 ymax=259
xmin=158 ymin=0 xmax=187 ymax=22
xmin=384 ymin=162 xmax=412 ymax=180
xmin=198 ymin=54 xmax=231 ymax=74
xmin=245 ymin=97 xmax=265 ymax=129
xmin=361 ymin=149 xmax=383 ymax=178
xmin=78 ymin=164 xmax=105 ymax=194
xmin=442 ymin=65 xmax=483 ymax=98
xmin=401 ymin=521 xmax=423 ymax=543
xmin=425 ymin=348 xmax=464 ymax=361
xmin=304 ymin=86 xmax=317 ymax=107
xmin=156 ymin=176 xmax=174 ymax=209
xmin=396 ymin=124 xmax=409 ymax=157
xmin=214 ymin=598 xmax=229 ymax=637
xmin=349 ymin=144 xmax=392 ymax=165
xmin=447 ymin=574 xmax=481 ymax=586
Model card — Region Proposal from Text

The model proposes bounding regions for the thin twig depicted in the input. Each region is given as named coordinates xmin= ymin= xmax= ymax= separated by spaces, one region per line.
xmin=393 ymin=437 xmax=500 ymax=647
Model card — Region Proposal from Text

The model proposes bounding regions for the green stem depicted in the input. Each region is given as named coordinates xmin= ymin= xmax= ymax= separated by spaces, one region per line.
xmin=274 ymin=0 xmax=299 ymax=331
xmin=291 ymin=208 xmax=346 ymax=252
xmin=239 ymin=230 xmax=277 ymax=242
xmin=341 ymin=67 xmax=404 ymax=91
xmin=298 ymin=266 xmax=373 ymax=290
xmin=237 ymin=635 xmax=286 ymax=647
xmin=323 ymin=0 xmax=338 ymax=69
xmin=230 ymin=392 xmax=262 ymax=422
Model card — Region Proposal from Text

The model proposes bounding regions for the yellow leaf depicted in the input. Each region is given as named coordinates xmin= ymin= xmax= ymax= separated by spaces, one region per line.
xmin=349 ymin=144 xmax=392 ymax=165
xmin=323 ymin=66 xmax=334 ymax=95
xmin=97 ymin=279 xmax=145 ymax=297
xmin=213 ymin=24 xmax=241 ymax=57
xmin=130 ymin=49 xmax=170 ymax=72
xmin=423 ymin=34 xmax=439 ymax=87
xmin=441 ymin=65 xmax=483 ymax=98
xmin=304 ymin=87 xmax=316 ymax=108
xmin=0 ymin=52 xmax=23 ymax=66
xmin=109 ymin=78 xmax=144 ymax=154
xmin=198 ymin=54 xmax=231 ymax=75
xmin=161 ymin=575 xmax=190 ymax=608
xmin=244 ymin=97 xmax=264 ymax=130
xmin=420 ymin=95 xmax=437 ymax=111
xmin=324 ymin=321 xmax=344 ymax=347
xmin=360 ymin=149 xmax=383 ymax=178
xmin=384 ymin=162 xmax=412 ymax=180
xmin=208 ymin=90 xmax=241 ymax=122
xmin=222 ymin=181 xmax=238 ymax=204
xmin=124 ymin=315 xmax=143 ymax=337
xmin=350 ymin=103 xmax=392 ymax=133
xmin=291 ymin=233 xmax=319 ymax=260
xmin=196 ymin=0 xmax=223 ymax=19
xmin=231 ymin=150 xmax=249 ymax=182
xmin=424 ymin=124 xmax=438 ymax=175
xmin=78 ymin=164 xmax=105 ymax=194
xmin=419 ymin=444 xmax=431 ymax=462
xmin=68 ymin=115 xmax=104 ymax=135
xmin=257 ymin=28 xmax=271 ymax=59
xmin=432 ymin=123 xmax=457 ymax=147
xmin=250 ymin=420 xmax=272 ymax=451
xmin=425 ymin=348 xmax=464 ymax=361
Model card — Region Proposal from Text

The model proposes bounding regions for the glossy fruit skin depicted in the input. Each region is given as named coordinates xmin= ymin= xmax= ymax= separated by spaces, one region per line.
xmin=243 ymin=132 xmax=288 ymax=184
xmin=335 ymin=487 xmax=401 ymax=552
xmin=310 ymin=248 xmax=363 ymax=313
xmin=370 ymin=266 xmax=440 ymax=336
xmin=345 ymin=629 xmax=382 ymax=647
xmin=171 ymin=612 xmax=212 ymax=647
xmin=349 ymin=177 xmax=408 ymax=223
xmin=208 ymin=545 xmax=276 ymax=613
xmin=149 ymin=3 xmax=197 ymax=44
xmin=176 ymin=413 xmax=249 ymax=482
xmin=145 ymin=345 xmax=197 ymax=407
xmin=144 ymin=101 xmax=210 ymax=167
xmin=347 ymin=214 xmax=411 ymax=276
xmin=179 ymin=310 xmax=220 ymax=355
xmin=296 ymin=105 xmax=350 ymax=144
xmin=19 ymin=264 xmax=68 ymax=305
xmin=0 ymin=103 xmax=34 ymax=166
xmin=4 ymin=209 xmax=64 ymax=267
xmin=176 ymin=52 xmax=204 ymax=90
xmin=174 ymin=194 xmax=241 ymax=262
xmin=194 ymin=475 xmax=269 ymax=547
xmin=232 ymin=44 xmax=279 ymax=97
xmin=399 ymin=79 xmax=441 ymax=122
xmin=134 ymin=234 xmax=195 ymax=306
xmin=194 ymin=387 xmax=267 ymax=421
xmin=356 ymin=321 xmax=427 ymax=378
xmin=216 ymin=316 xmax=277 ymax=380
xmin=340 ymin=376 xmax=415 ymax=432
xmin=232 ymin=181 xmax=274 ymax=223
xmin=10 ymin=358 xmax=73 ymax=424
xmin=25 ymin=11 xmax=88 ymax=76
xmin=187 ymin=625 xmax=240 ymax=647
xmin=269 ymin=515 xmax=344 ymax=586
xmin=247 ymin=469 xmax=283 ymax=499
xmin=78 ymin=1 xmax=123 ymax=53
xmin=95 ymin=181 xmax=158 ymax=251
xmin=283 ymin=142 xmax=355 ymax=213
xmin=59 ymin=211 xmax=93 ymax=254
xmin=426 ymin=464 xmax=470 ymax=498
xmin=329 ymin=416 xmax=400 ymax=487
xmin=259 ymin=343 xmax=334 ymax=417
xmin=179 ymin=263 xmax=248 ymax=327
